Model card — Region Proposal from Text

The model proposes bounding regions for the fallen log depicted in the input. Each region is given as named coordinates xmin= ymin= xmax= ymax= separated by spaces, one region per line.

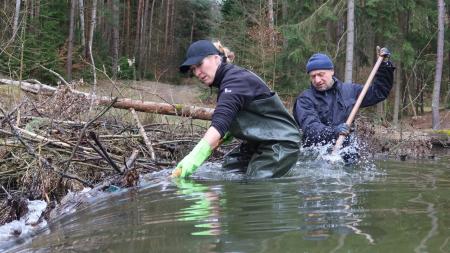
xmin=0 ymin=79 xmax=215 ymax=120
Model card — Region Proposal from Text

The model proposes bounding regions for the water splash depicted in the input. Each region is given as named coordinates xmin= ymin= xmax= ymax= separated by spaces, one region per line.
xmin=0 ymin=200 xmax=47 ymax=248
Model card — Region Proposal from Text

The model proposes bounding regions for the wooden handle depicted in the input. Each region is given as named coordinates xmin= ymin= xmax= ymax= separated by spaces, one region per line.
xmin=332 ymin=56 xmax=384 ymax=154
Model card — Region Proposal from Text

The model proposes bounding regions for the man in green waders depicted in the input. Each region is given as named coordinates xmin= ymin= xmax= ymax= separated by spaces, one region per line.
xmin=172 ymin=40 xmax=301 ymax=179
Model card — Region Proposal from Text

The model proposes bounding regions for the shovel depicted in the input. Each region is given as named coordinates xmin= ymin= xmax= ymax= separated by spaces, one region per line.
xmin=332 ymin=55 xmax=384 ymax=155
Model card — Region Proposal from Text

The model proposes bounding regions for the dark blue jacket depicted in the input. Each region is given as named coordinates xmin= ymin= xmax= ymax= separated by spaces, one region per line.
xmin=293 ymin=62 xmax=395 ymax=146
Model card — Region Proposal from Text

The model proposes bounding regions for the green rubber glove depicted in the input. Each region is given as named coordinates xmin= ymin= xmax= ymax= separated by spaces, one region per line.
xmin=220 ymin=132 xmax=233 ymax=145
xmin=172 ymin=139 xmax=212 ymax=178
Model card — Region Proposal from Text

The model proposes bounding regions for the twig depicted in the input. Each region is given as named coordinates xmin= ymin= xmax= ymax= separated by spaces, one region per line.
xmin=20 ymin=116 xmax=88 ymax=127
xmin=0 ymin=101 xmax=25 ymax=125
xmin=151 ymin=139 xmax=195 ymax=146
xmin=88 ymin=131 xmax=122 ymax=174
xmin=130 ymin=108 xmax=156 ymax=160
xmin=98 ymin=134 xmax=141 ymax=139
xmin=2 ymin=127 xmax=92 ymax=153
xmin=38 ymin=64 xmax=70 ymax=86
xmin=80 ymin=56 xmax=124 ymax=97
xmin=120 ymin=149 xmax=139 ymax=173
xmin=63 ymin=97 xmax=118 ymax=172
xmin=401 ymin=30 xmax=437 ymax=113
xmin=15 ymin=127 xmax=72 ymax=148
xmin=1 ymin=185 xmax=12 ymax=199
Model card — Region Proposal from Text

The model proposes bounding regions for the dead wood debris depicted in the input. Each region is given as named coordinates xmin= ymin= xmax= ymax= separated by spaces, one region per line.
xmin=0 ymin=85 xmax=226 ymax=225
xmin=355 ymin=117 xmax=433 ymax=160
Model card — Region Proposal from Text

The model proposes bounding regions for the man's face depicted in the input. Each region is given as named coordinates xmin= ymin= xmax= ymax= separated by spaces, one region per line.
xmin=309 ymin=69 xmax=334 ymax=91
xmin=190 ymin=55 xmax=221 ymax=86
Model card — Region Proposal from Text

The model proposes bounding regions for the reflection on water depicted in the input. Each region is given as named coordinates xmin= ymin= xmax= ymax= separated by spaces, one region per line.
xmin=3 ymin=156 xmax=450 ymax=253
xmin=175 ymin=180 xmax=222 ymax=236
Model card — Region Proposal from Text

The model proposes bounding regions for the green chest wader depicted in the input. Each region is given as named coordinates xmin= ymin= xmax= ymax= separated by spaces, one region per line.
xmin=222 ymin=93 xmax=301 ymax=178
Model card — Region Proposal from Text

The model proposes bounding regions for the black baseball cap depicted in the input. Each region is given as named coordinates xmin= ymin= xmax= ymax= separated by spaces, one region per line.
xmin=179 ymin=40 xmax=220 ymax=73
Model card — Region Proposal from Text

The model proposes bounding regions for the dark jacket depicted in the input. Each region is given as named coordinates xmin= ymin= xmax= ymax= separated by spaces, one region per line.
xmin=293 ymin=61 xmax=395 ymax=147
xmin=210 ymin=63 xmax=272 ymax=137
xmin=211 ymin=63 xmax=300 ymax=178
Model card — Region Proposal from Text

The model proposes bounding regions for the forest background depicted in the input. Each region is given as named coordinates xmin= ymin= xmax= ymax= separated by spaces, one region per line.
xmin=0 ymin=0 xmax=449 ymax=129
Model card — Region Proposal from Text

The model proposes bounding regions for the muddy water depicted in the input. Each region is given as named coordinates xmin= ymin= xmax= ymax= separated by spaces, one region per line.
xmin=3 ymin=156 xmax=450 ymax=253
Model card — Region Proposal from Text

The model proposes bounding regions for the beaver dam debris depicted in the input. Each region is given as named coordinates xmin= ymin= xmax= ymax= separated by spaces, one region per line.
xmin=0 ymin=81 xmax=229 ymax=229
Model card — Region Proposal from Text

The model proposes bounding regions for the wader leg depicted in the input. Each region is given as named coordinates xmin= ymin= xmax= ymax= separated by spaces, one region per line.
xmin=246 ymin=141 xmax=299 ymax=178
xmin=222 ymin=142 xmax=257 ymax=173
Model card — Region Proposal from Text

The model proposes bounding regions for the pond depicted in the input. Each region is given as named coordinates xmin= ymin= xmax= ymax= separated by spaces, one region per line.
xmin=2 ymin=155 xmax=450 ymax=253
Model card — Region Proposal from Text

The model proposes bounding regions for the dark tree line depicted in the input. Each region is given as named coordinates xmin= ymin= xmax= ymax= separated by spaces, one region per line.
xmin=0 ymin=0 xmax=448 ymax=128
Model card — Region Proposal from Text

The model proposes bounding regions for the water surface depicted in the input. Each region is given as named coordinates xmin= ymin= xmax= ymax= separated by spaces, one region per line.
xmin=4 ymin=156 xmax=450 ymax=253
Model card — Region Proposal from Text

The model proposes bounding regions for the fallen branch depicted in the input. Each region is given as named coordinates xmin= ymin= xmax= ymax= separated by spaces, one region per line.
xmin=39 ymin=64 xmax=69 ymax=86
xmin=15 ymin=127 xmax=72 ymax=149
xmin=0 ymin=78 xmax=214 ymax=120
xmin=120 ymin=149 xmax=140 ymax=173
xmin=88 ymin=132 xmax=122 ymax=174
xmin=130 ymin=108 xmax=156 ymax=160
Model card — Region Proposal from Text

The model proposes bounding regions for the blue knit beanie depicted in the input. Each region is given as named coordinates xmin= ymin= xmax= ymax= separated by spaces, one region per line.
xmin=306 ymin=53 xmax=334 ymax=73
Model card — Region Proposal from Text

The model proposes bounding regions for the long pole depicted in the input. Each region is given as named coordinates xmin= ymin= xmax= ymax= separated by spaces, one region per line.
xmin=332 ymin=56 xmax=384 ymax=154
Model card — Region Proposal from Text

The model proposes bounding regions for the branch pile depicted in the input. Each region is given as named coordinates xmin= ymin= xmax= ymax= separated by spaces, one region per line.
xmin=0 ymin=83 xmax=218 ymax=225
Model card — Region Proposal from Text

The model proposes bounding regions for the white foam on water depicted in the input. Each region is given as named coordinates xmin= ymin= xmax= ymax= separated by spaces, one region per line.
xmin=194 ymin=162 xmax=245 ymax=181
xmin=144 ymin=135 xmax=384 ymax=183
xmin=288 ymin=141 xmax=384 ymax=184
xmin=0 ymin=200 xmax=47 ymax=243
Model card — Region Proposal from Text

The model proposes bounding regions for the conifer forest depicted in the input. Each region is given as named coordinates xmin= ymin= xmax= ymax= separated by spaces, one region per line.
xmin=0 ymin=0 xmax=449 ymax=127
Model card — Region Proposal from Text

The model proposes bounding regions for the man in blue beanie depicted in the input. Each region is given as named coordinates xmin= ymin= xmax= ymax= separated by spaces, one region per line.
xmin=293 ymin=49 xmax=395 ymax=158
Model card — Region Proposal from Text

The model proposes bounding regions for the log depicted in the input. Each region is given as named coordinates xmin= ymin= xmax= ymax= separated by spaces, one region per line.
xmin=0 ymin=79 xmax=215 ymax=120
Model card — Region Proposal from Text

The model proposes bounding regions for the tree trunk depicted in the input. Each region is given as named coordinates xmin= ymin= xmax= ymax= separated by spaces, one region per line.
xmin=155 ymin=1 xmax=162 ymax=74
xmin=169 ymin=0 xmax=175 ymax=60
xmin=67 ymin=0 xmax=76 ymax=82
xmin=281 ymin=0 xmax=288 ymax=49
xmin=415 ymin=78 xmax=420 ymax=114
xmin=409 ymin=77 xmax=417 ymax=116
xmin=267 ymin=0 xmax=275 ymax=47
xmin=88 ymin=0 xmax=98 ymax=86
xmin=393 ymin=61 xmax=401 ymax=127
xmin=97 ymin=0 xmax=106 ymax=44
xmin=30 ymin=0 xmax=34 ymax=19
xmin=111 ymin=0 xmax=120 ymax=79
xmin=432 ymin=0 xmax=445 ymax=129
xmin=35 ymin=0 xmax=40 ymax=18
xmin=138 ymin=0 xmax=150 ymax=79
xmin=78 ymin=0 xmax=86 ymax=49
xmin=11 ymin=0 xmax=21 ymax=42
xmin=144 ymin=0 xmax=156 ymax=73
xmin=123 ymin=0 xmax=131 ymax=56
xmin=190 ymin=11 xmax=195 ymax=44
xmin=134 ymin=0 xmax=144 ymax=75
xmin=164 ymin=0 xmax=170 ymax=57
xmin=419 ymin=80 xmax=424 ymax=114
xmin=344 ymin=0 xmax=355 ymax=83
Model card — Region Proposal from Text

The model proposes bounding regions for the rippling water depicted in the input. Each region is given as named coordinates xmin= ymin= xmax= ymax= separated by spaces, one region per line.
xmin=3 ymin=155 xmax=450 ymax=253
